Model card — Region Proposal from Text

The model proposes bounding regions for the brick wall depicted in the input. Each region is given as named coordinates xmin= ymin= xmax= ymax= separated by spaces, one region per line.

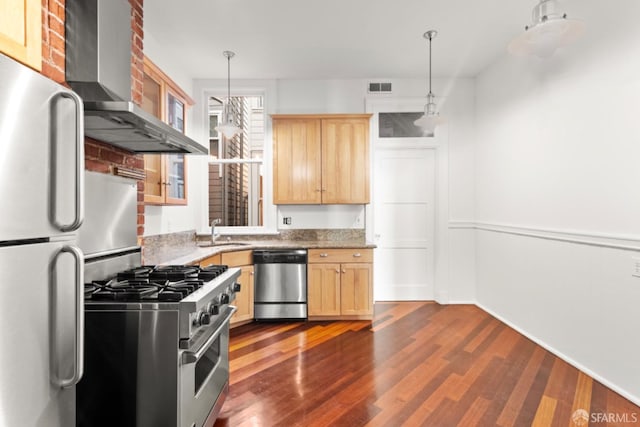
xmin=40 ymin=0 xmax=146 ymax=237
xmin=41 ymin=0 xmax=65 ymax=83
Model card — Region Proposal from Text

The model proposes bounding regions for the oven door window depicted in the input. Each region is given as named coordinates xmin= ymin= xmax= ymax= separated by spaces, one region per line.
xmin=194 ymin=336 xmax=221 ymax=394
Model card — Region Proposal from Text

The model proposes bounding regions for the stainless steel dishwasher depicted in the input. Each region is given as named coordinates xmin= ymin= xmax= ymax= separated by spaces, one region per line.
xmin=253 ymin=249 xmax=307 ymax=320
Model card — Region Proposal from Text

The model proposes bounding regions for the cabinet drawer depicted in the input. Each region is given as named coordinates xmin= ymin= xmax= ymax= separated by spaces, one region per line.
xmin=199 ymin=254 xmax=221 ymax=267
xmin=221 ymin=250 xmax=253 ymax=266
xmin=308 ymin=248 xmax=372 ymax=264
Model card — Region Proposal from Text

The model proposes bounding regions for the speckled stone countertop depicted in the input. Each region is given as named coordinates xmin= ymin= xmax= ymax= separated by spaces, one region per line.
xmin=142 ymin=229 xmax=375 ymax=266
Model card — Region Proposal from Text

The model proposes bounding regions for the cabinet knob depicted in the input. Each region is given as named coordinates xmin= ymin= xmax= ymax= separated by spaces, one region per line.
xmin=320 ymin=253 xmax=328 ymax=258
xmin=335 ymin=268 xmax=340 ymax=274
xmin=342 ymin=269 xmax=347 ymax=274
xmin=353 ymin=253 xmax=361 ymax=258
xmin=315 ymin=189 xmax=322 ymax=192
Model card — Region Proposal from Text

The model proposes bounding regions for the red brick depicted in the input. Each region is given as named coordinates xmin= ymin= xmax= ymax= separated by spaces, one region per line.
xmin=100 ymin=149 xmax=125 ymax=165
xmin=137 ymin=214 xmax=145 ymax=225
xmin=48 ymin=13 xmax=64 ymax=34
xmin=137 ymin=226 xmax=144 ymax=237
xmin=124 ymin=154 xmax=144 ymax=170
xmin=41 ymin=62 xmax=64 ymax=83
xmin=51 ymin=49 xmax=64 ymax=69
xmin=49 ymin=31 xmax=65 ymax=52
xmin=85 ymin=159 xmax=112 ymax=174
xmin=84 ymin=142 xmax=101 ymax=158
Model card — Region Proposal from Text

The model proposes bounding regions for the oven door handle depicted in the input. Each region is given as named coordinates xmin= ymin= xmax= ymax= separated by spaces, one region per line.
xmin=182 ymin=306 xmax=236 ymax=365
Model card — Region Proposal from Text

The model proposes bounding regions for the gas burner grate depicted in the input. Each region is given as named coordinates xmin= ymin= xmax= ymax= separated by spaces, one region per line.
xmin=157 ymin=279 xmax=205 ymax=301
xmin=198 ymin=265 xmax=228 ymax=281
xmin=90 ymin=279 xmax=167 ymax=301
xmin=148 ymin=265 xmax=200 ymax=281
xmin=116 ymin=266 xmax=155 ymax=281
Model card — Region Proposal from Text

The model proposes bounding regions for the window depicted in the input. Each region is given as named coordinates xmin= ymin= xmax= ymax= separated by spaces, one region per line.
xmin=378 ymin=112 xmax=433 ymax=138
xmin=208 ymin=96 xmax=264 ymax=227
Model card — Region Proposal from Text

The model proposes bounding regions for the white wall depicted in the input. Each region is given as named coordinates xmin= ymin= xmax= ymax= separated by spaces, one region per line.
xmin=475 ymin=0 xmax=640 ymax=404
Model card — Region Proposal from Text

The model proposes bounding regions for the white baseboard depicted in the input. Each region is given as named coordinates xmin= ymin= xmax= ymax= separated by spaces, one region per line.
xmin=446 ymin=300 xmax=476 ymax=305
xmin=476 ymin=302 xmax=640 ymax=407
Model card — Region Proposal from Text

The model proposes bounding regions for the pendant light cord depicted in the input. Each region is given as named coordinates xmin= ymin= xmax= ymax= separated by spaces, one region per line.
xmin=423 ymin=30 xmax=437 ymax=99
xmin=222 ymin=51 xmax=235 ymax=122
xmin=428 ymin=33 xmax=432 ymax=97
xmin=227 ymin=53 xmax=231 ymax=101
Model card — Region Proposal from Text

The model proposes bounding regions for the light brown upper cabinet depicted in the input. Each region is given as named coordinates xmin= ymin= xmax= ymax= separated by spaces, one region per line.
xmin=0 ymin=0 xmax=41 ymax=71
xmin=272 ymin=114 xmax=371 ymax=204
xmin=142 ymin=56 xmax=193 ymax=205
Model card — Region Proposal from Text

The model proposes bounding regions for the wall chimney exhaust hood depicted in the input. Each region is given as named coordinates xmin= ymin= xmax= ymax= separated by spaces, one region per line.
xmin=65 ymin=0 xmax=206 ymax=154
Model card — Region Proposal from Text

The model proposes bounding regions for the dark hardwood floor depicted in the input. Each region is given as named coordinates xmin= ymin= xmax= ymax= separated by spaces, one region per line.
xmin=214 ymin=302 xmax=639 ymax=426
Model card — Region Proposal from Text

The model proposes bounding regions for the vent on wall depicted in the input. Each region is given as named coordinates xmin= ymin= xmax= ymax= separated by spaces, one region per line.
xmin=368 ymin=82 xmax=392 ymax=93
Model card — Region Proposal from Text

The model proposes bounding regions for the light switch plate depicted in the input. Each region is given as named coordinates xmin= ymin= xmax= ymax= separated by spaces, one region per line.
xmin=632 ymin=257 xmax=640 ymax=278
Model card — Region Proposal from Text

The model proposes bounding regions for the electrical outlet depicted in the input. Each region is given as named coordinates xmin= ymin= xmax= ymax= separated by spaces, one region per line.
xmin=283 ymin=217 xmax=292 ymax=225
xmin=633 ymin=257 xmax=640 ymax=278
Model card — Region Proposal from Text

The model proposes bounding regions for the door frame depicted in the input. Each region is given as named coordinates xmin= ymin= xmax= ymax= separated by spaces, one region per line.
xmin=365 ymin=97 xmax=451 ymax=304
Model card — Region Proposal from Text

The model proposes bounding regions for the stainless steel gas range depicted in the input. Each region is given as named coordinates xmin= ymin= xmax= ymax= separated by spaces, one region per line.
xmin=76 ymin=172 xmax=238 ymax=427
xmin=77 ymin=262 xmax=240 ymax=427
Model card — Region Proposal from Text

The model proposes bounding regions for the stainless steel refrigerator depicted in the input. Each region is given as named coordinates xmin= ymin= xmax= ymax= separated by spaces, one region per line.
xmin=0 ymin=53 xmax=85 ymax=426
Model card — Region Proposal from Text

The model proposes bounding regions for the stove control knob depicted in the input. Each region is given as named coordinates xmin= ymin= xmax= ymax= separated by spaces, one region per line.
xmin=208 ymin=303 xmax=219 ymax=316
xmin=232 ymin=283 xmax=241 ymax=292
xmin=199 ymin=311 xmax=211 ymax=325
xmin=220 ymin=293 xmax=230 ymax=305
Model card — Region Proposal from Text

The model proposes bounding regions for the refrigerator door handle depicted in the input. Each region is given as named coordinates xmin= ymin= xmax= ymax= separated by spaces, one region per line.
xmin=52 ymin=245 xmax=85 ymax=388
xmin=50 ymin=91 xmax=85 ymax=232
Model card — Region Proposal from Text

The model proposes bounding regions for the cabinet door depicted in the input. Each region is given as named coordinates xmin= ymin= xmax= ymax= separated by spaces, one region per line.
xmin=164 ymin=154 xmax=187 ymax=204
xmin=232 ymin=265 xmax=254 ymax=324
xmin=0 ymin=0 xmax=41 ymax=70
xmin=144 ymin=155 xmax=165 ymax=204
xmin=142 ymin=72 xmax=162 ymax=118
xmin=321 ymin=118 xmax=370 ymax=204
xmin=308 ymin=263 xmax=341 ymax=316
xmin=340 ymin=263 xmax=373 ymax=316
xmin=141 ymin=60 xmax=189 ymax=205
xmin=273 ymin=118 xmax=322 ymax=204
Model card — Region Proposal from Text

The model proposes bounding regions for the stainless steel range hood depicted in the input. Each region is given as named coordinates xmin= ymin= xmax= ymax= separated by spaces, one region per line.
xmin=65 ymin=0 xmax=207 ymax=154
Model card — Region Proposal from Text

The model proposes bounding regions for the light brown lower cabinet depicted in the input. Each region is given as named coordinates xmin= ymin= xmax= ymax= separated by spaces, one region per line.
xmin=197 ymin=247 xmax=372 ymax=323
xmin=307 ymin=248 xmax=373 ymax=320
xmin=220 ymin=250 xmax=254 ymax=326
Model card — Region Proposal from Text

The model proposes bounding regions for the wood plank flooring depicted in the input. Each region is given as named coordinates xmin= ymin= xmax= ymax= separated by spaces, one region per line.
xmin=213 ymin=302 xmax=639 ymax=427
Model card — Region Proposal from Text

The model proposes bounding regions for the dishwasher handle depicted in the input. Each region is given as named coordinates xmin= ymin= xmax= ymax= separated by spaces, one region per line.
xmin=253 ymin=249 xmax=307 ymax=264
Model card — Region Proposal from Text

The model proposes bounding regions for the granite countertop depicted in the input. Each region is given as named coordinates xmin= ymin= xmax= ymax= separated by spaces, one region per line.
xmin=150 ymin=239 xmax=376 ymax=266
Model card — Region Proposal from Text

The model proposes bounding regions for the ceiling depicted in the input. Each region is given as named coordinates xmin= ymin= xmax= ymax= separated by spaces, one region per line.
xmin=144 ymin=0 xmax=532 ymax=81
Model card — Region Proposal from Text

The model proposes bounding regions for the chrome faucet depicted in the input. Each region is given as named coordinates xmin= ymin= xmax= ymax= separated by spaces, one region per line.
xmin=211 ymin=218 xmax=222 ymax=243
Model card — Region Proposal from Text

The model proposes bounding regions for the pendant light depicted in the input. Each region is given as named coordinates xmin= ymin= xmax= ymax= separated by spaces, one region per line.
xmin=508 ymin=0 xmax=584 ymax=58
xmin=414 ymin=30 xmax=446 ymax=135
xmin=215 ymin=50 xmax=242 ymax=139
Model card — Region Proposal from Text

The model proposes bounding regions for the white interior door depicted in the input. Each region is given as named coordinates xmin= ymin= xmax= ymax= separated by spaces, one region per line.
xmin=373 ymin=147 xmax=436 ymax=300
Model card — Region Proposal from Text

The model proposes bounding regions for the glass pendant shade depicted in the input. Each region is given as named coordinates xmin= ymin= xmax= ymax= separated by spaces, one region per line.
xmin=216 ymin=115 xmax=242 ymax=139
xmin=414 ymin=93 xmax=446 ymax=134
xmin=508 ymin=0 xmax=584 ymax=58
xmin=414 ymin=31 xmax=445 ymax=135
xmin=214 ymin=50 xmax=242 ymax=139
